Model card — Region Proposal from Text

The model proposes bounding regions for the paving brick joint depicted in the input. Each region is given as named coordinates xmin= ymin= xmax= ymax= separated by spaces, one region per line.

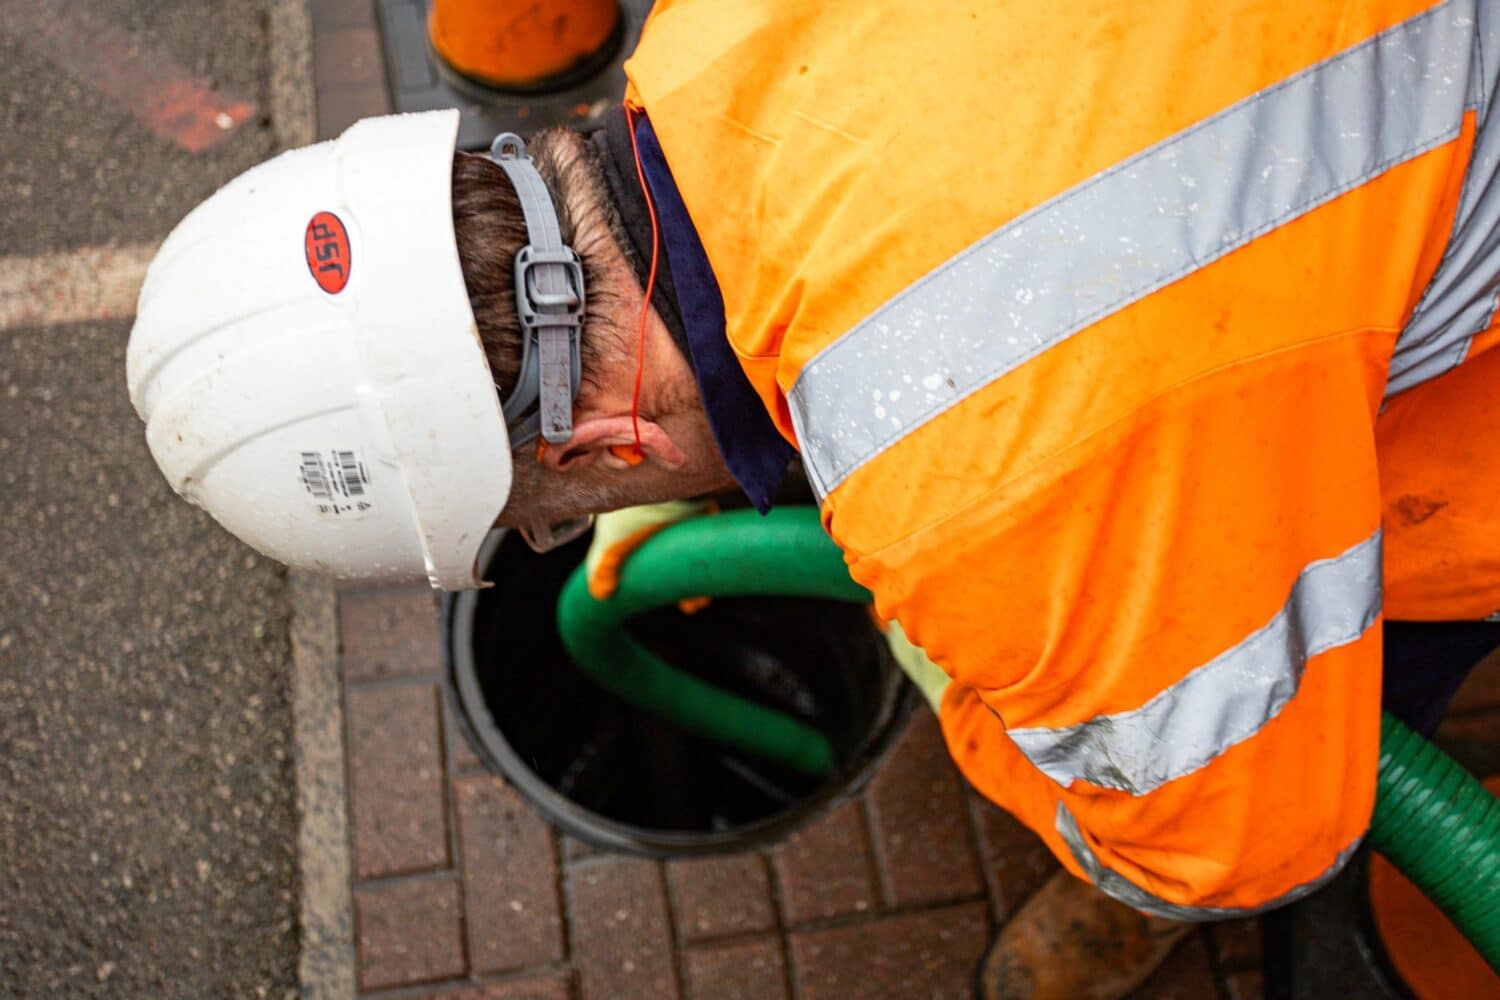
xmin=313 ymin=8 xmax=1500 ymax=997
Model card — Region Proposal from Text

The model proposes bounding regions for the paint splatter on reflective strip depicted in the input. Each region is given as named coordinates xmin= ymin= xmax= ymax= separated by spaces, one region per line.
xmin=787 ymin=0 xmax=1480 ymax=501
xmin=1056 ymin=802 xmax=1362 ymax=921
xmin=1389 ymin=1 xmax=1500 ymax=396
xmin=1006 ymin=530 xmax=1383 ymax=795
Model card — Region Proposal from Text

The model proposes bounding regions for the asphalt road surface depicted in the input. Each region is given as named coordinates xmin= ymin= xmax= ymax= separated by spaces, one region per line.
xmin=1 ymin=1 xmax=308 ymax=994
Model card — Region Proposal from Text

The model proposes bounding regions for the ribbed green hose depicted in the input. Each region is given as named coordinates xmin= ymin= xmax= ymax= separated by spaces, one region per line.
xmin=1370 ymin=713 xmax=1500 ymax=967
xmin=557 ymin=506 xmax=1500 ymax=965
xmin=556 ymin=507 xmax=863 ymax=778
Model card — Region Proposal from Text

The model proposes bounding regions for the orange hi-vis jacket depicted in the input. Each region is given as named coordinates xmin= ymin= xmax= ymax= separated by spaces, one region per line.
xmin=625 ymin=0 xmax=1500 ymax=917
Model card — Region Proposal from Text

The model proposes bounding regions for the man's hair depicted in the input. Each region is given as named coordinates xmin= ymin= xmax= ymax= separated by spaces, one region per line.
xmin=450 ymin=130 xmax=619 ymax=405
xmin=451 ymin=132 xmax=692 ymax=524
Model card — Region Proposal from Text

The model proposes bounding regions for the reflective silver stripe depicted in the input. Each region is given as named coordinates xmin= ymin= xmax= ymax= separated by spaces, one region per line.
xmin=787 ymin=1 xmax=1479 ymax=500
xmin=1389 ymin=0 xmax=1500 ymax=396
xmin=1007 ymin=530 xmax=1383 ymax=795
xmin=1056 ymin=802 xmax=1362 ymax=921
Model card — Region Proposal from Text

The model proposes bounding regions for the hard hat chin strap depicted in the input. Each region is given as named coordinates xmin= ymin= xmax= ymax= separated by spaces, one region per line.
xmin=490 ymin=132 xmax=585 ymax=448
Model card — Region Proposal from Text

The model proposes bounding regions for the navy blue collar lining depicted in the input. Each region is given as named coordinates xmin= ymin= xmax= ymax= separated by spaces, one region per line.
xmin=629 ymin=111 xmax=794 ymax=513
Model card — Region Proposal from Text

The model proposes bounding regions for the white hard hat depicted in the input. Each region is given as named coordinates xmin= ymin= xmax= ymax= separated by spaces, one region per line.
xmin=126 ymin=110 xmax=585 ymax=589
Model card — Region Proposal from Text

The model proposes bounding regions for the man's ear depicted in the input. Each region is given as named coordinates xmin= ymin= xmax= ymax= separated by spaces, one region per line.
xmin=536 ymin=414 xmax=689 ymax=473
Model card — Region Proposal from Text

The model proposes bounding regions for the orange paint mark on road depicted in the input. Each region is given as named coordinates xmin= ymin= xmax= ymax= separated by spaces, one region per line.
xmin=0 ymin=0 xmax=257 ymax=153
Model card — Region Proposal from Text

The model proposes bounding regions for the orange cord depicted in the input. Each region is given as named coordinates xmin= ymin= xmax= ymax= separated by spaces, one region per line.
xmin=623 ymin=102 xmax=659 ymax=459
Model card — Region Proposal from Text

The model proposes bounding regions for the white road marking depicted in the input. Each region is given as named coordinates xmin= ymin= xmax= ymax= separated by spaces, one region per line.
xmin=0 ymin=242 xmax=157 ymax=330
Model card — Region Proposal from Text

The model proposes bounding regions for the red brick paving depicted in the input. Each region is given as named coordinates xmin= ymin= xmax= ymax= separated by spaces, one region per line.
xmin=340 ymin=588 xmax=444 ymax=682
xmin=666 ymin=854 xmax=776 ymax=941
xmin=866 ymin=711 xmax=985 ymax=908
xmin=348 ymin=682 xmax=449 ymax=878
xmin=683 ymin=938 xmax=788 ymax=1000
xmin=788 ymin=901 xmax=991 ymax=1000
xmin=311 ymin=0 xmax=379 ymax=32
xmin=561 ymin=835 xmax=599 ymax=861
xmin=314 ymin=24 xmax=384 ymax=88
xmin=967 ymin=793 xmax=1054 ymax=924
xmin=770 ymin=798 xmax=879 ymax=924
xmin=310 ymin=18 xmax=1500 ymax=996
xmin=316 ymin=80 xmax=393 ymax=139
xmin=355 ymin=877 xmax=466 ymax=990
xmin=565 ymin=858 xmax=679 ymax=1000
xmin=312 ymin=1 xmax=391 ymax=139
xmin=448 ymin=708 xmax=484 ymax=773
xmin=456 ymin=776 xmax=565 ymax=973
xmin=418 ymin=973 xmax=574 ymax=1000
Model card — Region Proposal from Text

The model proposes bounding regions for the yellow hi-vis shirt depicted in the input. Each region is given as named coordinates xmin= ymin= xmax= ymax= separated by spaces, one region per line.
xmin=626 ymin=0 xmax=1500 ymax=917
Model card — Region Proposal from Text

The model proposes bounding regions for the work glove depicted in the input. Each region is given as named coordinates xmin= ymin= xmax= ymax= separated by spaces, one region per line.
xmin=584 ymin=500 xmax=715 ymax=600
xmin=881 ymin=618 xmax=951 ymax=712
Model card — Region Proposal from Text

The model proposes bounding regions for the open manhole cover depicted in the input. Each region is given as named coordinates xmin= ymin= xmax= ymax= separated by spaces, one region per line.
xmin=445 ymin=527 xmax=911 ymax=855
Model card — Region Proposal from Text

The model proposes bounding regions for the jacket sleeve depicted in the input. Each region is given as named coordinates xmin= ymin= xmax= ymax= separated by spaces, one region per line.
xmin=844 ymin=341 xmax=1385 ymax=918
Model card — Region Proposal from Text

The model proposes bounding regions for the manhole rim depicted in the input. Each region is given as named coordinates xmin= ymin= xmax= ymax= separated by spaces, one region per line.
xmin=443 ymin=527 xmax=916 ymax=858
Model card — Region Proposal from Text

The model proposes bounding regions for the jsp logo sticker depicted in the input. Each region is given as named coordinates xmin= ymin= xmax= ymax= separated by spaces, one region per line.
xmin=304 ymin=211 xmax=351 ymax=294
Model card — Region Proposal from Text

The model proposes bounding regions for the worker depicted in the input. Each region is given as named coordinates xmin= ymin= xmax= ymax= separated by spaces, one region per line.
xmin=127 ymin=1 xmax=1500 ymax=995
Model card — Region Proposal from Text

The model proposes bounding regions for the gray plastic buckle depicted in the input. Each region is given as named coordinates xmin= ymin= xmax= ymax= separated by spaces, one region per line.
xmin=513 ymin=245 xmax=584 ymax=328
xmin=488 ymin=130 xmax=587 ymax=447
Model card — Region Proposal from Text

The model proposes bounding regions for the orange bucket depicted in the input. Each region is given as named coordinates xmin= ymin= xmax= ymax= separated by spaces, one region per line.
xmin=429 ymin=0 xmax=622 ymax=92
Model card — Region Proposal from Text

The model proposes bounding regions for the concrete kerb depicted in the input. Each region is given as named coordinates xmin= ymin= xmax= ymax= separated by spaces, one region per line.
xmin=269 ymin=0 xmax=317 ymax=151
xmin=289 ymin=570 xmax=357 ymax=999
xmin=267 ymin=2 xmax=358 ymax=997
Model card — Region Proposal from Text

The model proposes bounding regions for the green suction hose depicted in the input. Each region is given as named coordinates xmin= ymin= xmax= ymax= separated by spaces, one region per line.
xmin=556 ymin=507 xmax=862 ymax=778
xmin=1370 ymin=713 xmax=1500 ymax=966
xmin=557 ymin=506 xmax=1500 ymax=966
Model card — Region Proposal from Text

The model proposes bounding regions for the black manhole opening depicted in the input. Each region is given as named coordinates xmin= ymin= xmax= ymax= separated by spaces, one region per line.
xmin=445 ymin=527 xmax=913 ymax=857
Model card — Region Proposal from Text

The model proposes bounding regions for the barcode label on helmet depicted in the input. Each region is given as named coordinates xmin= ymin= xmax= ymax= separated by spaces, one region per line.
xmin=335 ymin=449 xmax=366 ymax=496
xmin=299 ymin=448 xmax=374 ymax=517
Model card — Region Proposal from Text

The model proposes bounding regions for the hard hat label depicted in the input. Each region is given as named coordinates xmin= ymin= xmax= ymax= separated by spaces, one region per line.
xmin=299 ymin=448 xmax=374 ymax=517
xmin=304 ymin=211 xmax=352 ymax=294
